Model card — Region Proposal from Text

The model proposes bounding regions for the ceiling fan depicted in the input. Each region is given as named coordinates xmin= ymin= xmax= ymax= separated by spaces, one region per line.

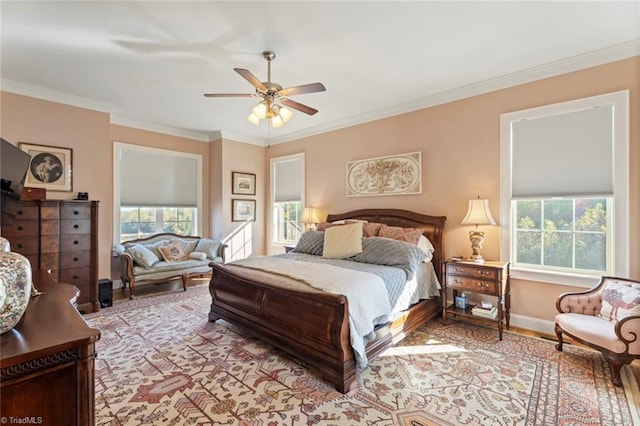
xmin=204 ymin=50 xmax=326 ymax=127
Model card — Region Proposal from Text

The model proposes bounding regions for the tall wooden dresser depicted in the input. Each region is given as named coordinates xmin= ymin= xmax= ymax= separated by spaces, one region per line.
xmin=1 ymin=199 xmax=99 ymax=313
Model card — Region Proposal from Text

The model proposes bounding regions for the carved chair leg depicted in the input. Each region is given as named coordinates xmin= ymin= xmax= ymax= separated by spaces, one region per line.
xmin=554 ymin=323 xmax=564 ymax=352
xmin=607 ymin=357 xmax=624 ymax=387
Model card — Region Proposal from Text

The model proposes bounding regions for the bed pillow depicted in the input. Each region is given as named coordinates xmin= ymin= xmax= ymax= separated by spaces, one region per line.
xmin=323 ymin=222 xmax=363 ymax=259
xmin=127 ymin=244 xmax=160 ymax=268
xmin=362 ymin=222 xmax=385 ymax=237
xmin=158 ymin=240 xmax=188 ymax=262
xmin=316 ymin=220 xmax=382 ymax=237
xmin=292 ymin=230 xmax=324 ymax=256
xmin=195 ymin=238 xmax=222 ymax=259
xmin=379 ymin=225 xmax=424 ymax=245
xmin=417 ymin=235 xmax=435 ymax=262
xmin=599 ymin=280 xmax=640 ymax=322
xmin=352 ymin=237 xmax=427 ymax=270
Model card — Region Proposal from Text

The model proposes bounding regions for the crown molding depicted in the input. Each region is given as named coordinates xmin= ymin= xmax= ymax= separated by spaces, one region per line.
xmin=268 ymin=40 xmax=640 ymax=145
xmin=0 ymin=78 xmax=113 ymax=113
xmin=110 ymin=115 xmax=212 ymax=142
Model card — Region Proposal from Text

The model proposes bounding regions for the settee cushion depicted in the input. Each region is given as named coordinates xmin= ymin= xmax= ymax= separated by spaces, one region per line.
xmin=195 ymin=238 xmax=221 ymax=259
xmin=158 ymin=240 xmax=188 ymax=262
xmin=127 ymin=244 xmax=160 ymax=268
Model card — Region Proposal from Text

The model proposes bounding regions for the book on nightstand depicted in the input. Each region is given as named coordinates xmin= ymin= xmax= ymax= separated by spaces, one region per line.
xmin=472 ymin=305 xmax=498 ymax=319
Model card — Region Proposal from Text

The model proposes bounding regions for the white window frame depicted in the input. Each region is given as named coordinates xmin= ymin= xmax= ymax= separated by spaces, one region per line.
xmin=113 ymin=142 xmax=203 ymax=244
xmin=270 ymin=152 xmax=305 ymax=246
xmin=500 ymin=91 xmax=629 ymax=287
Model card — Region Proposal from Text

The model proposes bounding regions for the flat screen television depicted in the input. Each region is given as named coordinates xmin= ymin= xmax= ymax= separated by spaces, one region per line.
xmin=1 ymin=138 xmax=31 ymax=227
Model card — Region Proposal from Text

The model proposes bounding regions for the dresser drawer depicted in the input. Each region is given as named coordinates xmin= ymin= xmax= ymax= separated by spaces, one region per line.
xmin=41 ymin=235 xmax=60 ymax=254
xmin=1 ymin=220 xmax=39 ymax=237
xmin=14 ymin=205 xmax=39 ymax=220
xmin=61 ymin=235 xmax=91 ymax=252
xmin=59 ymin=267 xmax=91 ymax=303
xmin=446 ymin=263 xmax=498 ymax=280
xmin=7 ymin=236 xmax=39 ymax=255
xmin=446 ymin=275 xmax=497 ymax=294
xmin=60 ymin=219 xmax=91 ymax=234
xmin=61 ymin=205 xmax=91 ymax=220
xmin=60 ymin=250 xmax=91 ymax=269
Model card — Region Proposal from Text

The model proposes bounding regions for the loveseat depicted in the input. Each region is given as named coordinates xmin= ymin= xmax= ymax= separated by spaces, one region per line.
xmin=117 ymin=233 xmax=226 ymax=299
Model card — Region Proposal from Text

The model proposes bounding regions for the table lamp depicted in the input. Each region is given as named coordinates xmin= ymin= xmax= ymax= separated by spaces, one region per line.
xmin=461 ymin=197 xmax=496 ymax=263
xmin=300 ymin=206 xmax=319 ymax=230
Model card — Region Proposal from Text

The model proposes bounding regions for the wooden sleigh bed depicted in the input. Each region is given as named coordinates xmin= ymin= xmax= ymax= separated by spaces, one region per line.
xmin=208 ymin=208 xmax=446 ymax=393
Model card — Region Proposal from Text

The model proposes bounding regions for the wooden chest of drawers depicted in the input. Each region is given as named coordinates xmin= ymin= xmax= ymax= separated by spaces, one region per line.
xmin=0 ymin=200 xmax=99 ymax=313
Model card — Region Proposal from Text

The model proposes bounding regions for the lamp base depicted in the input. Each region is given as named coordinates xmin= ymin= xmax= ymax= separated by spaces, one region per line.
xmin=468 ymin=230 xmax=486 ymax=263
xmin=466 ymin=254 xmax=485 ymax=263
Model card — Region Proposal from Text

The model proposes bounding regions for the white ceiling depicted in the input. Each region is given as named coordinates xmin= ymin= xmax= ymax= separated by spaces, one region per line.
xmin=1 ymin=1 xmax=639 ymax=145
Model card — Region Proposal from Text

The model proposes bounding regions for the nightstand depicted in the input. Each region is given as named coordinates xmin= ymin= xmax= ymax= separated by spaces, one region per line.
xmin=442 ymin=260 xmax=510 ymax=340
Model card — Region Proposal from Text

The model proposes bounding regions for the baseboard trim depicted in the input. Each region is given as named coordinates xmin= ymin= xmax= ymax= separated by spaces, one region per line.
xmin=509 ymin=313 xmax=556 ymax=337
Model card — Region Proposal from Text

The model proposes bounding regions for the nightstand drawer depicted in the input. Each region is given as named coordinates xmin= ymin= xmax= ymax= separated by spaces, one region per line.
xmin=446 ymin=263 xmax=497 ymax=280
xmin=446 ymin=275 xmax=497 ymax=294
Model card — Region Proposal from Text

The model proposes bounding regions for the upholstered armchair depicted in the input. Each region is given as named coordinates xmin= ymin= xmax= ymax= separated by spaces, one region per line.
xmin=555 ymin=276 xmax=640 ymax=386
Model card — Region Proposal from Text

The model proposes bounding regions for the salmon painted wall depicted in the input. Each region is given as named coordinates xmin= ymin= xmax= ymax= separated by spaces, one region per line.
xmin=267 ymin=56 xmax=639 ymax=327
xmin=0 ymin=91 xmax=113 ymax=279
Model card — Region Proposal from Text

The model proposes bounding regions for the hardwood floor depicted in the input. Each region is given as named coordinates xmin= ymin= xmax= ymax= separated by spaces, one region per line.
xmin=111 ymin=281 xmax=640 ymax=389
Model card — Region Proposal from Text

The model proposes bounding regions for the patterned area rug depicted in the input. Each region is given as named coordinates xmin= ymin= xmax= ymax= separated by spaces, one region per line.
xmin=86 ymin=285 xmax=639 ymax=425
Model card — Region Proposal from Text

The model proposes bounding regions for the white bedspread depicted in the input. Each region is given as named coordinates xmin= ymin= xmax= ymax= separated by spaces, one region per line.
xmin=227 ymin=256 xmax=392 ymax=367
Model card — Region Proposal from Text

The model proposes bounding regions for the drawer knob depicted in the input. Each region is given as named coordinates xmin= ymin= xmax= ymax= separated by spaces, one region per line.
xmin=73 ymin=275 xmax=78 ymax=279
xmin=17 ymin=210 xmax=23 ymax=215
xmin=17 ymin=244 xmax=23 ymax=249
xmin=73 ymin=224 xmax=79 ymax=229
xmin=73 ymin=210 xmax=79 ymax=215
xmin=73 ymin=240 xmax=79 ymax=245
xmin=17 ymin=226 xmax=23 ymax=231
xmin=73 ymin=257 xmax=79 ymax=262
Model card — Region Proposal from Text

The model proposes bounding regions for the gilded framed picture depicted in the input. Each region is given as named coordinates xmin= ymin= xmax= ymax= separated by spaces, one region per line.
xmin=18 ymin=142 xmax=72 ymax=192
xmin=232 ymin=199 xmax=256 ymax=222
xmin=232 ymin=172 xmax=256 ymax=195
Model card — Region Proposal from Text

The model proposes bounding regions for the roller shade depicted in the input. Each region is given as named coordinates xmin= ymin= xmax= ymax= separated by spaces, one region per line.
xmin=120 ymin=147 xmax=198 ymax=207
xmin=511 ymin=105 xmax=613 ymax=198
xmin=273 ymin=156 xmax=302 ymax=203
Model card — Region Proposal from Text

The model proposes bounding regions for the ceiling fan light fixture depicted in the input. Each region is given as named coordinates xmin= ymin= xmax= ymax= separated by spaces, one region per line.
xmin=270 ymin=115 xmax=284 ymax=128
xmin=247 ymin=113 xmax=260 ymax=126
xmin=278 ymin=106 xmax=294 ymax=123
xmin=252 ymin=102 xmax=268 ymax=119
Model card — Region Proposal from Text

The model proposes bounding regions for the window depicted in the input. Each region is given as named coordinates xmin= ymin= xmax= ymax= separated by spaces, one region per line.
xmin=271 ymin=153 xmax=305 ymax=244
xmin=120 ymin=207 xmax=195 ymax=241
xmin=114 ymin=143 xmax=202 ymax=243
xmin=500 ymin=91 xmax=628 ymax=286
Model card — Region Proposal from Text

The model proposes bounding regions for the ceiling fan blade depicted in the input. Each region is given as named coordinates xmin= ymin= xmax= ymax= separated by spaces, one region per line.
xmin=279 ymin=82 xmax=326 ymax=97
xmin=234 ymin=68 xmax=266 ymax=91
xmin=204 ymin=93 xmax=255 ymax=98
xmin=281 ymin=98 xmax=319 ymax=116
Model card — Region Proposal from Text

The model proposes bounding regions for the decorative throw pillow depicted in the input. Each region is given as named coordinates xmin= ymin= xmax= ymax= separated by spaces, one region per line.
xmin=292 ymin=231 xmax=324 ymax=256
xmin=188 ymin=251 xmax=207 ymax=261
xmin=361 ymin=222 xmax=385 ymax=237
xmin=599 ymin=280 xmax=640 ymax=322
xmin=144 ymin=240 xmax=169 ymax=259
xmin=127 ymin=244 xmax=160 ymax=269
xmin=322 ymin=222 xmax=363 ymax=259
xmin=379 ymin=225 xmax=424 ymax=245
xmin=174 ymin=238 xmax=198 ymax=253
xmin=158 ymin=240 xmax=188 ymax=262
xmin=195 ymin=238 xmax=222 ymax=259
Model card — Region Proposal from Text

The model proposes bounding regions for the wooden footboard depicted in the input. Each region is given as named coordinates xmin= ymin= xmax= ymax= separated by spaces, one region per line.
xmin=209 ymin=263 xmax=357 ymax=392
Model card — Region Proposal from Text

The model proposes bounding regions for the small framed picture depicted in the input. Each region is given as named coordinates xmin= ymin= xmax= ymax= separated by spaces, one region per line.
xmin=232 ymin=199 xmax=256 ymax=222
xmin=232 ymin=171 xmax=256 ymax=195
xmin=19 ymin=142 xmax=72 ymax=192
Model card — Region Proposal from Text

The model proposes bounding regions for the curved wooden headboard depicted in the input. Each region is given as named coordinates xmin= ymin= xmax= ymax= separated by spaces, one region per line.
xmin=325 ymin=209 xmax=447 ymax=281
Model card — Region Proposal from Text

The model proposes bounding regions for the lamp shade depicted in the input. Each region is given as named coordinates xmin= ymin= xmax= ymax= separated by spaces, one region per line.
xmin=461 ymin=198 xmax=496 ymax=226
xmin=300 ymin=206 xmax=319 ymax=225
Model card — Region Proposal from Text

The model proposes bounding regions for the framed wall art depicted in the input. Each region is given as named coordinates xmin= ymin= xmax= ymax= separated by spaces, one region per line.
xmin=346 ymin=151 xmax=422 ymax=197
xmin=19 ymin=142 xmax=72 ymax=192
xmin=232 ymin=199 xmax=256 ymax=222
xmin=232 ymin=172 xmax=256 ymax=195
